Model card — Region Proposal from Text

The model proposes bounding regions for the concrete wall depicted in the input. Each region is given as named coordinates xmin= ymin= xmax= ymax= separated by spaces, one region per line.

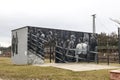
xmin=11 ymin=27 xmax=28 ymax=64
xmin=27 ymin=51 xmax=44 ymax=64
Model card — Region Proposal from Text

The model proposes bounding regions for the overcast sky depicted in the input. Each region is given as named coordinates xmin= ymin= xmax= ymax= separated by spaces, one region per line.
xmin=0 ymin=0 xmax=120 ymax=47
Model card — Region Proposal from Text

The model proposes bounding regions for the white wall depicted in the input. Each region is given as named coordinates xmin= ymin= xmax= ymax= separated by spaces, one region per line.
xmin=11 ymin=27 xmax=28 ymax=64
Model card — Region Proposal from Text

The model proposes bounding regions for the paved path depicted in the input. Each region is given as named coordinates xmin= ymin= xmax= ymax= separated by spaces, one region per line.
xmin=34 ymin=63 xmax=120 ymax=71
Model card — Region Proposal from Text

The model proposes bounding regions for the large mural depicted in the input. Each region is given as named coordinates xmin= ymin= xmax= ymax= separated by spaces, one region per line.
xmin=27 ymin=26 xmax=97 ymax=63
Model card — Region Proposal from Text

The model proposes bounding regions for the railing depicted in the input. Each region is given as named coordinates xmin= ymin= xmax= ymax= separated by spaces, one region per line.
xmin=55 ymin=45 xmax=98 ymax=63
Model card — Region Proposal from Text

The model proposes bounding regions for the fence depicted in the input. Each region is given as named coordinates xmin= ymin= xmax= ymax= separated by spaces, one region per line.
xmin=98 ymin=53 xmax=119 ymax=65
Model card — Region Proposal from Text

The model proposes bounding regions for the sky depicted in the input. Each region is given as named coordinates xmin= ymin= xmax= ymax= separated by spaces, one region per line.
xmin=0 ymin=0 xmax=120 ymax=47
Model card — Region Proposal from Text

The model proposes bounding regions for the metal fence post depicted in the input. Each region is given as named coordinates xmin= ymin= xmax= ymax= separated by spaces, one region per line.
xmin=107 ymin=54 xmax=109 ymax=65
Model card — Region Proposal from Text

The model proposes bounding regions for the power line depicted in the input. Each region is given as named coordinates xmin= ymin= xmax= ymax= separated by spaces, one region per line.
xmin=97 ymin=17 xmax=114 ymax=34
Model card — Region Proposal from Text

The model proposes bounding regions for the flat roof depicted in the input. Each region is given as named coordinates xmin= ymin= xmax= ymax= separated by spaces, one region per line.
xmin=11 ymin=26 xmax=28 ymax=31
xmin=12 ymin=26 xmax=94 ymax=34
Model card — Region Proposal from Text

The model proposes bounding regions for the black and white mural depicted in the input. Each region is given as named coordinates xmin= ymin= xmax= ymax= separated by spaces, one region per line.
xmin=27 ymin=26 xmax=97 ymax=63
xmin=12 ymin=32 xmax=18 ymax=56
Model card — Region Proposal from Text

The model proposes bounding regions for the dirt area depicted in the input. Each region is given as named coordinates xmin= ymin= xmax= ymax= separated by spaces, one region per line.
xmin=34 ymin=63 xmax=119 ymax=71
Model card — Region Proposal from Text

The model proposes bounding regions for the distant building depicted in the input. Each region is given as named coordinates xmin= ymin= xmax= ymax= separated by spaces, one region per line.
xmin=0 ymin=51 xmax=2 ymax=54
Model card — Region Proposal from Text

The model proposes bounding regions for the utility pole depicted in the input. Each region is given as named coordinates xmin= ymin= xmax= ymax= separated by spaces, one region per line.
xmin=92 ymin=14 xmax=96 ymax=34
xmin=91 ymin=14 xmax=98 ymax=63
xmin=118 ymin=28 xmax=120 ymax=64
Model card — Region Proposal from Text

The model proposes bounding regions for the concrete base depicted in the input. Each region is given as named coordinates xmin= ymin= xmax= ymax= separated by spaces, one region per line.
xmin=110 ymin=70 xmax=120 ymax=80
xmin=28 ymin=51 xmax=44 ymax=64
xmin=34 ymin=63 xmax=119 ymax=71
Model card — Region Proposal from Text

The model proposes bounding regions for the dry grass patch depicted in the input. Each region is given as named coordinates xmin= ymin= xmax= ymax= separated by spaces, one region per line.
xmin=0 ymin=57 xmax=118 ymax=80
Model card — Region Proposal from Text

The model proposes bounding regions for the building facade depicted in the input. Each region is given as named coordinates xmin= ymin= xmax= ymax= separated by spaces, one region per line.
xmin=11 ymin=26 xmax=97 ymax=64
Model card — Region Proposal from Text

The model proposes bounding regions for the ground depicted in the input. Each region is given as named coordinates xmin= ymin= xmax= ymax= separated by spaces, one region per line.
xmin=0 ymin=57 xmax=120 ymax=80
xmin=34 ymin=63 xmax=119 ymax=71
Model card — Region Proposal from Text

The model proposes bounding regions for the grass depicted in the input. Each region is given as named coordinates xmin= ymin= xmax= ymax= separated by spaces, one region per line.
xmin=0 ymin=57 xmax=119 ymax=80
xmin=44 ymin=58 xmax=54 ymax=63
